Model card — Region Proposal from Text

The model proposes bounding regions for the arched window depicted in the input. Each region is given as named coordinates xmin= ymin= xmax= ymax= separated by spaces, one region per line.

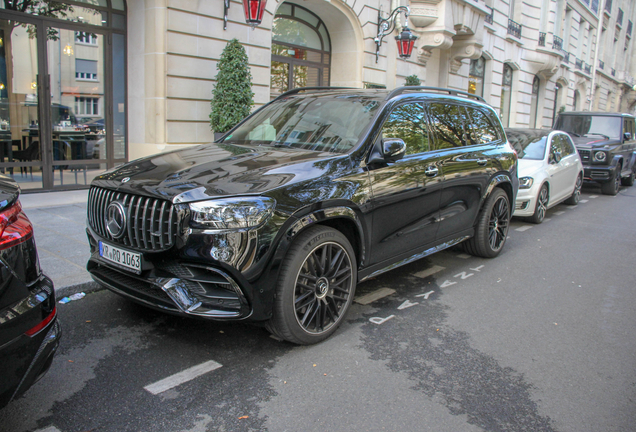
xmin=501 ymin=64 xmax=513 ymax=127
xmin=270 ymin=3 xmax=331 ymax=98
xmin=468 ymin=56 xmax=485 ymax=97
xmin=529 ymin=75 xmax=540 ymax=128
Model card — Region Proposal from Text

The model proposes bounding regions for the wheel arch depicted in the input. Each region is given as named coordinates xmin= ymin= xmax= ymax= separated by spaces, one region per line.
xmin=484 ymin=173 xmax=515 ymax=212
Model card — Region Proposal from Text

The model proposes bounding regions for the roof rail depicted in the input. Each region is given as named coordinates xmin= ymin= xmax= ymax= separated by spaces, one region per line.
xmin=386 ymin=86 xmax=487 ymax=104
xmin=273 ymin=86 xmax=356 ymax=101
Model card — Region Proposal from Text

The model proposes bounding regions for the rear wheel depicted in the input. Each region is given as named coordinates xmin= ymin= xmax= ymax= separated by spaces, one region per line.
xmin=601 ymin=164 xmax=621 ymax=195
xmin=267 ymin=226 xmax=356 ymax=345
xmin=464 ymin=188 xmax=510 ymax=258
xmin=564 ymin=174 xmax=582 ymax=205
xmin=528 ymin=184 xmax=548 ymax=224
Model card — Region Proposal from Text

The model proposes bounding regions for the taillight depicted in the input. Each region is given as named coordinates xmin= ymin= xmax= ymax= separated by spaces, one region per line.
xmin=0 ymin=201 xmax=34 ymax=251
xmin=25 ymin=307 xmax=56 ymax=336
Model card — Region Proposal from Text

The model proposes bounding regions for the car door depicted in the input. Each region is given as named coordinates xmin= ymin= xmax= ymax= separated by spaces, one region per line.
xmin=558 ymin=134 xmax=581 ymax=196
xmin=426 ymin=102 xmax=498 ymax=241
xmin=546 ymin=133 xmax=572 ymax=202
xmin=366 ymin=102 xmax=446 ymax=266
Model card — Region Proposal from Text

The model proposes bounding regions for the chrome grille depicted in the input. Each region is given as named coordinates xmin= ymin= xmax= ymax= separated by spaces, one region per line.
xmin=578 ymin=149 xmax=590 ymax=162
xmin=88 ymin=187 xmax=178 ymax=252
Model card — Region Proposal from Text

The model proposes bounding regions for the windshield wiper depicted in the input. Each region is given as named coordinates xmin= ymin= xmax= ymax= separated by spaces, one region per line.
xmin=583 ymin=133 xmax=610 ymax=139
xmin=567 ymin=132 xmax=581 ymax=137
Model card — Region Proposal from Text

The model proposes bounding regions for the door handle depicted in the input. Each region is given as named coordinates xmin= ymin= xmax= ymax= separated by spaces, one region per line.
xmin=477 ymin=158 xmax=488 ymax=166
xmin=425 ymin=166 xmax=439 ymax=177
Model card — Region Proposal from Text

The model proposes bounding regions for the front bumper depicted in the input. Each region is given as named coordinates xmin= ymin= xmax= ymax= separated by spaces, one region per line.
xmin=582 ymin=164 xmax=616 ymax=183
xmin=513 ymin=186 xmax=539 ymax=217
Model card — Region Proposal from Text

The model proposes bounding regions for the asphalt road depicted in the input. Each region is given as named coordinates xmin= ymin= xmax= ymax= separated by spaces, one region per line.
xmin=1 ymin=185 xmax=635 ymax=432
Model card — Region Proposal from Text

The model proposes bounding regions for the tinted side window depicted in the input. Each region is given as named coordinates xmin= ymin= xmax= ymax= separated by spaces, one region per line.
xmin=427 ymin=103 xmax=468 ymax=149
xmin=626 ymin=119 xmax=636 ymax=139
xmin=561 ymin=134 xmax=575 ymax=155
xmin=466 ymin=107 xmax=499 ymax=144
xmin=381 ymin=103 xmax=431 ymax=155
xmin=550 ymin=135 xmax=564 ymax=157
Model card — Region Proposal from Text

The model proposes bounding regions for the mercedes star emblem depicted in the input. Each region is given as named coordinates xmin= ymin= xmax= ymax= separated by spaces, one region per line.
xmin=105 ymin=201 xmax=127 ymax=239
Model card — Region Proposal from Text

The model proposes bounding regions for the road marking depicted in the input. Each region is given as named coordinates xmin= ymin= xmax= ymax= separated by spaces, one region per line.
xmin=456 ymin=253 xmax=471 ymax=259
xmin=144 ymin=360 xmax=223 ymax=395
xmin=369 ymin=315 xmax=395 ymax=325
xmin=34 ymin=428 xmax=62 ymax=432
xmin=515 ymin=225 xmax=533 ymax=232
xmin=580 ymin=199 xmax=589 ymax=203
xmin=566 ymin=205 xmax=576 ymax=209
xmin=589 ymin=195 xmax=598 ymax=198
xmin=355 ymin=288 xmax=396 ymax=305
xmin=398 ymin=300 xmax=419 ymax=310
xmin=470 ymin=265 xmax=485 ymax=272
xmin=544 ymin=218 xmax=551 ymax=222
xmin=413 ymin=265 xmax=445 ymax=279
xmin=415 ymin=290 xmax=435 ymax=299
xmin=554 ymin=211 xmax=565 ymax=215
xmin=454 ymin=271 xmax=474 ymax=279
xmin=440 ymin=280 xmax=457 ymax=288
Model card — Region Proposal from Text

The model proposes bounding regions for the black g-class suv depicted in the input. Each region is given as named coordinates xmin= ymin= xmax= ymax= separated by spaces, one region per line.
xmin=553 ymin=112 xmax=636 ymax=195
xmin=86 ymin=87 xmax=518 ymax=344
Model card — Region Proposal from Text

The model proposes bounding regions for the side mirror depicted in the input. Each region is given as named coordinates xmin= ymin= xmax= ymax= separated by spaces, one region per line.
xmin=551 ymin=150 xmax=562 ymax=164
xmin=624 ymin=132 xmax=632 ymax=141
xmin=368 ymin=138 xmax=407 ymax=164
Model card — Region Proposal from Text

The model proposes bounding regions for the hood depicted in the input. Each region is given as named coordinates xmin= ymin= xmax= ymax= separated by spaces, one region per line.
xmin=92 ymin=143 xmax=349 ymax=203
xmin=517 ymin=159 xmax=545 ymax=178
xmin=570 ymin=135 xmax=620 ymax=149
xmin=0 ymin=175 xmax=19 ymax=211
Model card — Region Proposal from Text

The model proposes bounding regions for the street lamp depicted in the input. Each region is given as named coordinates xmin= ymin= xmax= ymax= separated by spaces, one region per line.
xmin=375 ymin=6 xmax=418 ymax=63
xmin=223 ymin=0 xmax=268 ymax=29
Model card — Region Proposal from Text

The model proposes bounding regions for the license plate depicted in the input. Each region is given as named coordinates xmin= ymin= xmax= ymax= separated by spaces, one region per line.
xmin=99 ymin=241 xmax=141 ymax=274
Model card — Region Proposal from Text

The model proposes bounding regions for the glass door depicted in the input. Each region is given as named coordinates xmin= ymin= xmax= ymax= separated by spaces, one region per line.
xmin=47 ymin=26 xmax=106 ymax=187
xmin=0 ymin=16 xmax=44 ymax=190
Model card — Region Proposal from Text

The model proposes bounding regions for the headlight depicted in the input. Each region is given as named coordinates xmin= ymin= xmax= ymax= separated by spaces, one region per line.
xmin=593 ymin=151 xmax=607 ymax=162
xmin=519 ymin=177 xmax=534 ymax=189
xmin=189 ymin=197 xmax=275 ymax=229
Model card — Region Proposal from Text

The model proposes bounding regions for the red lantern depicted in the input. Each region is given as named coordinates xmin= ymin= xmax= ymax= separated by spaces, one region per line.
xmin=395 ymin=26 xmax=418 ymax=59
xmin=243 ymin=0 xmax=267 ymax=27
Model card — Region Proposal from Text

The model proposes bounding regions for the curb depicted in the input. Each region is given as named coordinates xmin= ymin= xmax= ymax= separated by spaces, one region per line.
xmin=56 ymin=281 xmax=104 ymax=299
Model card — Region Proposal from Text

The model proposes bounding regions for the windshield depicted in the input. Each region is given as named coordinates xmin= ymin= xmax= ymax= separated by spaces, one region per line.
xmin=508 ymin=134 xmax=547 ymax=160
xmin=554 ymin=115 xmax=621 ymax=140
xmin=221 ymin=95 xmax=381 ymax=153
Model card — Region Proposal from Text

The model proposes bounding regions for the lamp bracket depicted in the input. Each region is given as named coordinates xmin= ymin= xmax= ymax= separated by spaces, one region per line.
xmin=375 ymin=6 xmax=410 ymax=63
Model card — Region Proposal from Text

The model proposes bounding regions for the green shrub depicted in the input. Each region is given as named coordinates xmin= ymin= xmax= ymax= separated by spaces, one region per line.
xmin=210 ymin=39 xmax=254 ymax=134
xmin=405 ymin=75 xmax=421 ymax=86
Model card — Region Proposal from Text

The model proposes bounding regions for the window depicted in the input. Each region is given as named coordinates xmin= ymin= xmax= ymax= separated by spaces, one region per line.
xmin=562 ymin=134 xmax=576 ymax=155
xmin=75 ymin=31 xmax=98 ymax=45
xmin=529 ymin=75 xmax=540 ymax=128
xmin=468 ymin=57 xmax=485 ymax=97
xmin=75 ymin=59 xmax=98 ymax=80
xmin=466 ymin=108 xmax=500 ymax=144
xmin=381 ymin=103 xmax=430 ymax=155
xmin=76 ymin=97 xmax=99 ymax=116
xmin=501 ymin=64 xmax=513 ymax=127
xmin=427 ymin=103 xmax=469 ymax=149
xmin=550 ymin=135 xmax=564 ymax=160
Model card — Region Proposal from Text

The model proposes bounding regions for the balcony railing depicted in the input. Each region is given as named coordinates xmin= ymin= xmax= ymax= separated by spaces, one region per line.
xmin=485 ymin=6 xmax=494 ymax=25
xmin=575 ymin=58 xmax=583 ymax=70
xmin=538 ymin=32 xmax=546 ymax=46
xmin=605 ymin=0 xmax=612 ymax=15
xmin=585 ymin=63 xmax=592 ymax=74
xmin=599 ymin=60 xmax=605 ymax=69
xmin=508 ymin=19 xmax=522 ymax=39
xmin=611 ymin=68 xmax=616 ymax=77
xmin=617 ymin=8 xmax=623 ymax=27
xmin=563 ymin=52 xmax=570 ymax=64
xmin=628 ymin=20 xmax=633 ymax=38
xmin=553 ymin=36 xmax=563 ymax=51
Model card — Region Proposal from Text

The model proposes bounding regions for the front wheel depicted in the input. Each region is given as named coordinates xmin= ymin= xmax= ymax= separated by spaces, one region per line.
xmin=528 ymin=184 xmax=548 ymax=224
xmin=267 ymin=226 xmax=357 ymax=345
xmin=564 ymin=174 xmax=582 ymax=205
xmin=464 ymin=188 xmax=510 ymax=258
xmin=601 ymin=165 xmax=621 ymax=195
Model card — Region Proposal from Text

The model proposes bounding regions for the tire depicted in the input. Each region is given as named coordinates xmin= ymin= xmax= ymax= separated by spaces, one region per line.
xmin=564 ymin=174 xmax=582 ymax=205
xmin=620 ymin=164 xmax=635 ymax=187
xmin=528 ymin=184 xmax=548 ymax=224
xmin=267 ymin=226 xmax=357 ymax=345
xmin=601 ymin=164 xmax=621 ymax=195
xmin=464 ymin=188 xmax=510 ymax=258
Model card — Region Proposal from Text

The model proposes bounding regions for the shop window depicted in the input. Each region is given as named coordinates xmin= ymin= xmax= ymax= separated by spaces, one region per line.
xmin=468 ymin=57 xmax=485 ymax=97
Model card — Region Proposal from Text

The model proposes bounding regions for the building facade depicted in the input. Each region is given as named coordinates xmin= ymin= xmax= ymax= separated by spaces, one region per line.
xmin=0 ymin=0 xmax=635 ymax=191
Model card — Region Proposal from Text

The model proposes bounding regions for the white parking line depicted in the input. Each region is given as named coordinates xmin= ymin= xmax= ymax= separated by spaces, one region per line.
xmin=144 ymin=360 xmax=223 ymax=395
xmin=580 ymin=199 xmax=589 ymax=203
xmin=34 ymin=427 xmax=62 ymax=432
xmin=589 ymin=195 xmax=598 ymax=198
xmin=355 ymin=288 xmax=396 ymax=305
xmin=456 ymin=253 xmax=471 ymax=259
xmin=413 ymin=265 xmax=445 ymax=279
xmin=554 ymin=211 xmax=565 ymax=215
xmin=544 ymin=218 xmax=551 ymax=222
xmin=515 ymin=225 xmax=533 ymax=232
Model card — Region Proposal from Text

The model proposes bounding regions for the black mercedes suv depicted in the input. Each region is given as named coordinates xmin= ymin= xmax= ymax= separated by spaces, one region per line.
xmin=553 ymin=112 xmax=636 ymax=195
xmin=86 ymin=87 xmax=518 ymax=344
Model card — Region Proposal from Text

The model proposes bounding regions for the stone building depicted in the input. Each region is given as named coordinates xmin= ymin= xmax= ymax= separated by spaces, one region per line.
xmin=0 ymin=0 xmax=635 ymax=191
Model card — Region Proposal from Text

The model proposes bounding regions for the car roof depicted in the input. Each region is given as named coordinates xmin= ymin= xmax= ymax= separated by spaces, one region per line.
xmin=558 ymin=111 xmax=634 ymax=118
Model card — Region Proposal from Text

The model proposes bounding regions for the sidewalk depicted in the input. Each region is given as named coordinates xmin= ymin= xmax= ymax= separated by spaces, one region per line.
xmin=20 ymin=189 xmax=101 ymax=297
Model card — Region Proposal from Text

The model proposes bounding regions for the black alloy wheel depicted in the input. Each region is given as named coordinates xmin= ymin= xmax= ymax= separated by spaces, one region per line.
xmin=601 ymin=164 xmax=621 ymax=195
xmin=464 ymin=188 xmax=510 ymax=258
xmin=268 ymin=226 xmax=356 ymax=345
xmin=529 ymin=184 xmax=548 ymax=224
xmin=565 ymin=174 xmax=582 ymax=205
